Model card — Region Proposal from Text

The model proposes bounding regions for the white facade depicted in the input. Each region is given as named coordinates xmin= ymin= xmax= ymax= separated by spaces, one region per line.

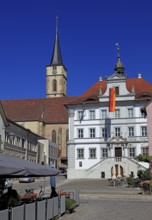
xmin=67 ymin=72 xmax=149 ymax=179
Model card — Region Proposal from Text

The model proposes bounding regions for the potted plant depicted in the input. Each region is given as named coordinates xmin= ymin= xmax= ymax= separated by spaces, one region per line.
xmin=65 ymin=198 xmax=77 ymax=213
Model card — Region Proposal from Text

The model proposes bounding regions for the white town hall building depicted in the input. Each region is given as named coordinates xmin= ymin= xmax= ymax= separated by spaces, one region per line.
xmin=66 ymin=47 xmax=152 ymax=179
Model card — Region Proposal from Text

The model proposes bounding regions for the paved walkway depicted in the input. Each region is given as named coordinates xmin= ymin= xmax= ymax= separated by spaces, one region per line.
xmin=56 ymin=178 xmax=152 ymax=220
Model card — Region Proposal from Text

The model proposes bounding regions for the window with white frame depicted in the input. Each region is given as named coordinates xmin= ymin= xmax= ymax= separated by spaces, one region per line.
xmin=77 ymin=148 xmax=84 ymax=159
xmin=90 ymin=110 xmax=95 ymax=120
xmin=115 ymin=109 xmax=120 ymax=118
xmin=115 ymin=127 xmax=121 ymax=137
xmin=79 ymin=161 xmax=82 ymax=167
xmin=101 ymin=110 xmax=107 ymax=119
xmin=141 ymin=126 xmax=147 ymax=136
xmin=128 ymin=127 xmax=134 ymax=137
xmin=78 ymin=110 xmax=83 ymax=120
xmin=90 ymin=128 xmax=96 ymax=138
xmin=102 ymin=128 xmax=107 ymax=138
xmin=78 ymin=129 xmax=84 ymax=138
xmin=102 ymin=148 xmax=108 ymax=158
xmin=89 ymin=148 xmax=96 ymax=158
xmin=129 ymin=148 xmax=135 ymax=157
xmin=142 ymin=147 xmax=148 ymax=156
xmin=128 ymin=108 xmax=133 ymax=118
xmin=140 ymin=108 xmax=145 ymax=117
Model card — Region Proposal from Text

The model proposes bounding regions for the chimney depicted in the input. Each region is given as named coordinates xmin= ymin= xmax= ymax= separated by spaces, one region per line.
xmin=138 ymin=73 xmax=142 ymax=78
xmin=99 ymin=76 xmax=102 ymax=81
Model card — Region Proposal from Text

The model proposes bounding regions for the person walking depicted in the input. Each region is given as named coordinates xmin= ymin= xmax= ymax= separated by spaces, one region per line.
xmin=50 ymin=162 xmax=58 ymax=198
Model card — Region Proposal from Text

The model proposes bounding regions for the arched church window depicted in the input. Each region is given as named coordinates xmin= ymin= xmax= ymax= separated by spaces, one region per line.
xmin=53 ymin=66 xmax=57 ymax=70
xmin=52 ymin=130 xmax=56 ymax=143
xmin=53 ymin=79 xmax=57 ymax=92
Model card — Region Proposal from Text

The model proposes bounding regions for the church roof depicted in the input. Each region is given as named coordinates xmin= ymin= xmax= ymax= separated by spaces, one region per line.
xmin=2 ymin=97 xmax=78 ymax=124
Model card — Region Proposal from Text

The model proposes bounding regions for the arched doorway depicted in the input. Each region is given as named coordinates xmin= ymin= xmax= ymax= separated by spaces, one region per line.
xmin=111 ymin=164 xmax=123 ymax=177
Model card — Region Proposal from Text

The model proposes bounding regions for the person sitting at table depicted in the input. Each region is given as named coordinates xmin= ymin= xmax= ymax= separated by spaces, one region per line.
xmin=0 ymin=186 xmax=12 ymax=208
xmin=7 ymin=189 xmax=21 ymax=207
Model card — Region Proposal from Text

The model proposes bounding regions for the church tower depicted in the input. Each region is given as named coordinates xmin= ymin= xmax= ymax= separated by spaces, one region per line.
xmin=46 ymin=17 xmax=67 ymax=98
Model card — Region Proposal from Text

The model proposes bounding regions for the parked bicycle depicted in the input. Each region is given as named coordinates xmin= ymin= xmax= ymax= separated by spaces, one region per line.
xmin=38 ymin=186 xmax=50 ymax=200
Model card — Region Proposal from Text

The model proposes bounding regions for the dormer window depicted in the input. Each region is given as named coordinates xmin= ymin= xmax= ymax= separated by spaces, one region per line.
xmin=115 ymin=87 xmax=119 ymax=95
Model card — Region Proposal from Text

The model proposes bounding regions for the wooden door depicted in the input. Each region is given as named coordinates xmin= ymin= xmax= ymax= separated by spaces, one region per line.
xmin=115 ymin=147 xmax=122 ymax=157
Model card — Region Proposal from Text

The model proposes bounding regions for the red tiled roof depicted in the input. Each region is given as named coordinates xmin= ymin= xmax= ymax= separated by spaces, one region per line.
xmin=81 ymin=80 xmax=107 ymax=97
xmin=81 ymin=78 xmax=152 ymax=98
xmin=2 ymin=78 xmax=152 ymax=123
xmin=126 ymin=78 xmax=152 ymax=95
xmin=2 ymin=97 xmax=78 ymax=124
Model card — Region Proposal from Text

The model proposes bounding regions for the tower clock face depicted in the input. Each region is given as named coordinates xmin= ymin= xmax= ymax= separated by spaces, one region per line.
xmin=52 ymin=70 xmax=57 ymax=75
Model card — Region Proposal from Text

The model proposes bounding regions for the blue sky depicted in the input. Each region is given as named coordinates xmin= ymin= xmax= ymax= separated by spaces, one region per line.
xmin=0 ymin=0 xmax=152 ymax=100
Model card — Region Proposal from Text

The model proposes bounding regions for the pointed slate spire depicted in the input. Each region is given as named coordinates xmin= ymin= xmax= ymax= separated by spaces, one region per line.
xmin=114 ymin=43 xmax=125 ymax=74
xmin=50 ymin=17 xmax=63 ymax=65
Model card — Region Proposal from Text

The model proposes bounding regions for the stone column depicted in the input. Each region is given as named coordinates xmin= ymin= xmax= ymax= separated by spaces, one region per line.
xmin=112 ymin=165 xmax=116 ymax=179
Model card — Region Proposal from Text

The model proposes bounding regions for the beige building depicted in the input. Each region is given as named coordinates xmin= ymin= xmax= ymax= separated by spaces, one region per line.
xmin=2 ymin=97 xmax=77 ymax=167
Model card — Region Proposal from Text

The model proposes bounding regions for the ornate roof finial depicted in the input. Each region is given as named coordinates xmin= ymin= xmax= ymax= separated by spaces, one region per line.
xmin=114 ymin=42 xmax=125 ymax=74
xmin=131 ymin=85 xmax=135 ymax=94
xmin=99 ymin=87 xmax=102 ymax=96
xmin=115 ymin=42 xmax=120 ymax=58
xmin=56 ymin=16 xmax=58 ymax=33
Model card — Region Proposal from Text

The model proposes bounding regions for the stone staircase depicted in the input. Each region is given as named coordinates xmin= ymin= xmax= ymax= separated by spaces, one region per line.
xmin=85 ymin=157 xmax=148 ymax=179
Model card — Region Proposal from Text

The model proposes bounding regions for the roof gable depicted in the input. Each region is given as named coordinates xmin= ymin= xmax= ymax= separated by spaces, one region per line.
xmin=80 ymin=77 xmax=152 ymax=100
xmin=106 ymin=72 xmax=127 ymax=81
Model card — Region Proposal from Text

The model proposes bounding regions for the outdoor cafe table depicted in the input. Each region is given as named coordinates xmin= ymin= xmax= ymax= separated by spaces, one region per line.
xmin=21 ymin=192 xmax=37 ymax=203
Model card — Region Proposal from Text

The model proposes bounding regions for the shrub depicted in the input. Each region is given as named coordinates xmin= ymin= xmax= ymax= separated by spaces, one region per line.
xmin=127 ymin=177 xmax=135 ymax=186
xmin=137 ymin=169 xmax=152 ymax=180
xmin=135 ymin=154 xmax=152 ymax=163
xmin=65 ymin=198 xmax=77 ymax=213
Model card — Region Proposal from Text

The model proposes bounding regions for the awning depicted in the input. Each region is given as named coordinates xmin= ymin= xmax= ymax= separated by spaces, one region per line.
xmin=0 ymin=154 xmax=60 ymax=178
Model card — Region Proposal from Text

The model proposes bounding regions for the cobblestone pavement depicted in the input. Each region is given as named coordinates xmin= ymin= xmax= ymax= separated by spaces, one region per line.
xmin=57 ymin=179 xmax=152 ymax=220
